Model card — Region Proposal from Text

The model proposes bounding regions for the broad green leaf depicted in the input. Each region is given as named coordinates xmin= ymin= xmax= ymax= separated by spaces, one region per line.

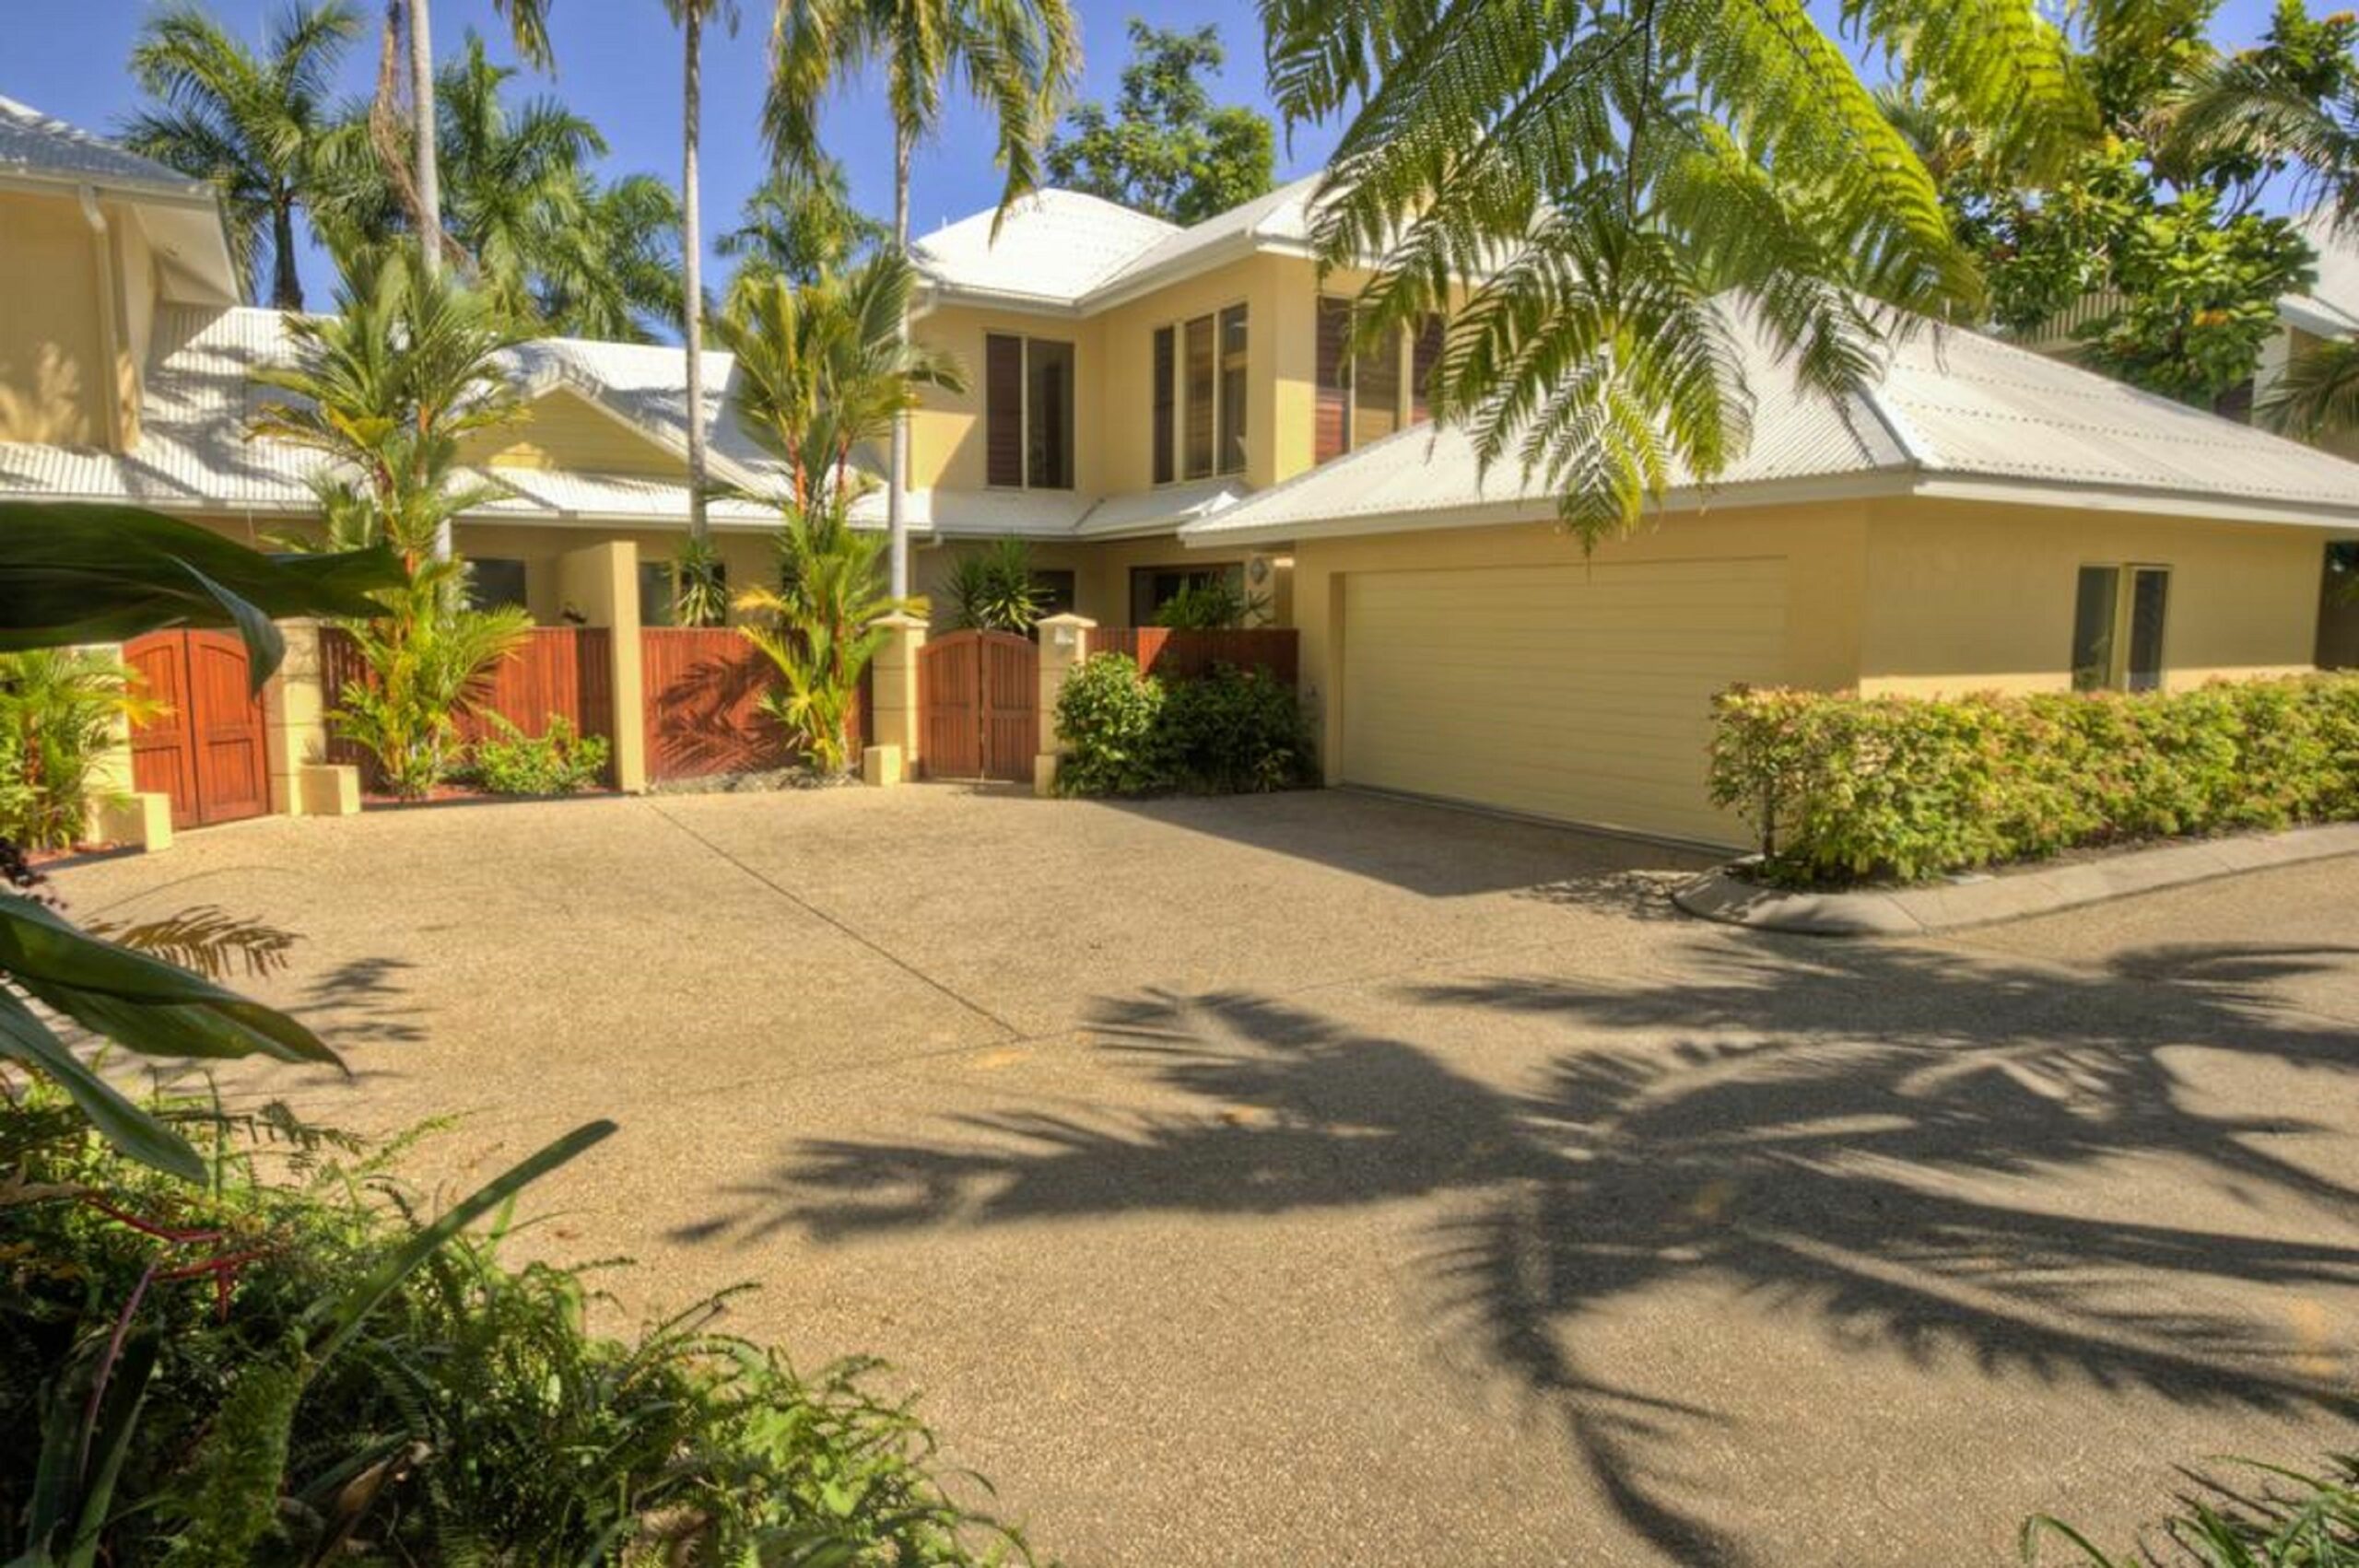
xmin=0 ymin=989 xmax=205 ymax=1180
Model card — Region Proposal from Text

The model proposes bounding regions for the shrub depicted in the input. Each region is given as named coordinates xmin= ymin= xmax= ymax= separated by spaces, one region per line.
xmin=1162 ymin=663 xmax=1317 ymax=793
xmin=468 ymin=712 xmax=611 ymax=795
xmin=1150 ymin=576 xmax=1263 ymax=630
xmin=0 ymin=649 xmax=158 ymax=848
xmin=1710 ymin=674 xmax=2359 ymax=886
xmin=1055 ymin=654 xmax=1313 ymax=797
xmin=0 ymin=1091 xmax=1032 ymax=1567
xmin=1054 ymin=652 xmax=1171 ymax=795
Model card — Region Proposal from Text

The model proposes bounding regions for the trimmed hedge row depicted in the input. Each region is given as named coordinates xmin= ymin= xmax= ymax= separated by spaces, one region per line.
xmin=1054 ymin=652 xmax=1315 ymax=797
xmin=1708 ymin=675 xmax=2359 ymax=886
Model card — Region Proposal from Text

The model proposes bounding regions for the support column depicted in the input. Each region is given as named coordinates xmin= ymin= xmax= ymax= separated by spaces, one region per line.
xmin=1033 ymin=613 xmax=1095 ymax=797
xmin=864 ymin=612 xmax=928 ymax=786
xmin=81 ymin=640 xmax=169 ymax=847
xmin=557 ymin=539 xmax=646 ymax=792
xmin=264 ymin=620 xmax=358 ymax=816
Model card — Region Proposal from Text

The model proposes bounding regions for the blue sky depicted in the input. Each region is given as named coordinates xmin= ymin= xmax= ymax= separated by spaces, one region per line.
xmin=6 ymin=0 xmax=2298 ymax=310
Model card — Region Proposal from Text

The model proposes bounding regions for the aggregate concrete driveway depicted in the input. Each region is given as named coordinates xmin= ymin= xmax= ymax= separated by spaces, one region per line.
xmin=50 ymin=787 xmax=2359 ymax=1567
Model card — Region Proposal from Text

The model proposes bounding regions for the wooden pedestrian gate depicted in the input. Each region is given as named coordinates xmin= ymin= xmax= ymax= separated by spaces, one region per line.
xmin=918 ymin=629 xmax=1037 ymax=782
xmin=123 ymin=630 xmax=271 ymax=829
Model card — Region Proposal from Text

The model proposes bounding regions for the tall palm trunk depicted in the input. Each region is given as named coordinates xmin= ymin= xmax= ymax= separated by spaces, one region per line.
xmin=408 ymin=0 xmax=442 ymax=279
xmin=886 ymin=123 xmax=911 ymax=600
xmin=270 ymin=199 xmax=303 ymax=310
xmin=683 ymin=3 xmax=710 ymax=549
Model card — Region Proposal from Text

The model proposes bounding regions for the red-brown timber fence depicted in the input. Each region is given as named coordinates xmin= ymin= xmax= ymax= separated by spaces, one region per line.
xmin=1088 ymin=627 xmax=1298 ymax=687
xmin=321 ymin=625 xmax=617 ymax=790
xmin=640 ymin=626 xmax=870 ymax=782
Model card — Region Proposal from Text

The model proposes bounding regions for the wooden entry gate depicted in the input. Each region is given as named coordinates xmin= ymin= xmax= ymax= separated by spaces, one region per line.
xmin=123 ymin=630 xmax=271 ymax=829
xmin=919 ymin=629 xmax=1037 ymax=782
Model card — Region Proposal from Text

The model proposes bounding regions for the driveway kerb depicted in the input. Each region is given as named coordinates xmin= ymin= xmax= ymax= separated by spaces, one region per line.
xmin=1673 ymin=822 xmax=2359 ymax=936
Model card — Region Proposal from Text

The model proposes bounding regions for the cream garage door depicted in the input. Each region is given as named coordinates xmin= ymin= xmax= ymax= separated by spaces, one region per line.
xmin=1340 ymin=557 xmax=1788 ymax=844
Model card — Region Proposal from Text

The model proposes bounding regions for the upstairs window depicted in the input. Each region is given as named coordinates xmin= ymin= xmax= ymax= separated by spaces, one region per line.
xmin=1316 ymin=296 xmax=1444 ymax=463
xmin=985 ymin=333 xmax=1074 ymax=489
xmin=467 ymin=557 xmax=528 ymax=613
xmin=2071 ymin=564 xmax=2170 ymax=692
xmin=1153 ymin=304 xmax=1250 ymax=484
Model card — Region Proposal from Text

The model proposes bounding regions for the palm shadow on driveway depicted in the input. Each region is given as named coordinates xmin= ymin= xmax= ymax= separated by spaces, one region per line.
xmin=678 ymin=937 xmax=2359 ymax=1565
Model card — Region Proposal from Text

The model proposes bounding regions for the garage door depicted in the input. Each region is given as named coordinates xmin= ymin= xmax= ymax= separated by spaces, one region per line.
xmin=1340 ymin=558 xmax=1788 ymax=845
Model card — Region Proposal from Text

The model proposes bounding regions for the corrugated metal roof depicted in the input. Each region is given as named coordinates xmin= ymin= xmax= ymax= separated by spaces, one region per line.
xmin=1185 ymin=306 xmax=2359 ymax=543
xmin=0 ymin=305 xmax=799 ymax=528
xmin=0 ymin=95 xmax=212 ymax=198
xmin=911 ymin=190 xmax=1177 ymax=307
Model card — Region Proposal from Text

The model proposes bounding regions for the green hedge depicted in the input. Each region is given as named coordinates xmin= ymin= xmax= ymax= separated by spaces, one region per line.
xmin=1054 ymin=653 xmax=1315 ymax=797
xmin=1708 ymin=675 xmax=2359 ymax=886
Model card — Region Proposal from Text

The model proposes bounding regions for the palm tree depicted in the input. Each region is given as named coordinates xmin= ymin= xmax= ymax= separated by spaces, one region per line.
xmin=122 ymin=0 xmax=361 ymax=310
xmin=371 ymin=0 xmax=558 ymax=278
xmin=663 ymin=1 xmax=738 ymax=624
xmin=736 ymin=500 xmax=911 ymax=774
xmin=1254 ymin=0 xmax=2095 ymax=542
xmin=718 ymin=156 xmax=887 ymax=290
xmin=764 ymin=0 xmax=1080 ymax=601
xmin=250 ymin=246 xmax=527 ymax=566
xmin=715 ymin=252 xmax=967 ymax=510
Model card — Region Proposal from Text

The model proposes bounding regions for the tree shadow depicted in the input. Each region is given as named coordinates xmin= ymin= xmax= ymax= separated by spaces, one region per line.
xmin=295 ymin=955 xmax=428 ymax=1052
xmin=678 ymin=938 xmax=2359 ymax=1564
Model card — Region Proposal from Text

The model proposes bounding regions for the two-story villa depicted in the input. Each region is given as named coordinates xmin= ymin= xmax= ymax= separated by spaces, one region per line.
xmin=8 ymin=94 xmax=2359 ymax=845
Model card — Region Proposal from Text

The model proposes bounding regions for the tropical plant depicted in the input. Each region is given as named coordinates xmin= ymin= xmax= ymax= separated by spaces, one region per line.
xmin=369 ymin=0 xmax=559 ymax=279
xmin=0 ymin=1095 xmax=1025 ymax=1565
xmin=2022 ymin=1454 xmax=2359 ymax=1566
xmin=1896 ymin=0 xmax=2322 ymax=408
xmin=467 ymin=710 xmax=610 ymax=793
xmin=764 ymin=0 xmax=1080 ymax=598
xmin=667 ymin=0 xmax=736 ymax=562
xmin=1045 ymin=20 xmax=1273 ymax=225
xmin=121 ymin=0 xmax=361 ymax=310
xmin=943 ymin=537 xmax=1047 ymax=633
xmin=736 ymin=497 xmax=911 ymax=774
xmin=251 ymin=246 xmax=526 ymax=564
xmin=1051 ymin=652 xmax=1168 ymax=796
xmin=717 ymin=251 xmax=967 ymax=509
xmin=669 ymin=532 xmax=732 ymax=628
xmin=1054 ymin=654 xmax=1312 ymax=797
xmin=0 ymin=651 xmax=159 ymax=851
xmin=719 ymin=156 xmax=888 ymax=289
xmin=316 ymin=37 xmax=683 ymax=340
xmin=1151 ymin=574 xmax=1262 ymax=631
xmin=1257 ymin=0 xmax=2094 ymax=541
xmin=330 ymin=570 xmax=531 ymax=797
xmin=0 ymin=500 xmax=401 ymax=1181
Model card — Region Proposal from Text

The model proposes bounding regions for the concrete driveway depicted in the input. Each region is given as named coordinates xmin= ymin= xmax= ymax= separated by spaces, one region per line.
xmin=50 ymin=787 xmax=2359 ymax=1567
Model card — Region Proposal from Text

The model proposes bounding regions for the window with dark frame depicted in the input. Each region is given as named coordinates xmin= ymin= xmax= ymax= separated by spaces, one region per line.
xmin=1316 ymin=296 xmax=1446 ymax=463
xmin=1153 ymin=305 xmax=1249 ymax=484
xmin=1152 ymin=326 xmax=1176 ymax=485
xmin=467 ymin=557 xmax=528 ymax=613
xmin=1218 ymin=304 xmax=1249 ymax=475
xmin=984 ymin=333 xmax=1074 ymax=490
xmin=1184 ymin=314 xmax=1215 ymax=479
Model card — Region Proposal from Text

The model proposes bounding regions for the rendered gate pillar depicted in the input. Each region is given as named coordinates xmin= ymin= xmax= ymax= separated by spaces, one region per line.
xmin=865 ymin=612 xmax=928 ymax=787
xmin=557 ymin=539 xmax=646 ymax=793
xmin=1032 ymin=614 xmax=1095 ymax=797
xmin=264 ymin=620 xmax=359 ymax=818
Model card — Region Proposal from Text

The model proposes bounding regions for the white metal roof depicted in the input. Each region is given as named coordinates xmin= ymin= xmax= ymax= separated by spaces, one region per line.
xmin=1185 ymin=308 xmax=2359 ymax=544
xmin=0 ymin=95 xmax=213 ymax=200
xmin=910 ymin=175 xmax=1329 ymax=314
xmin=0 ymin=305 xmax=788 ymax=528
xmin=910 ymin=189 xmax=1178 ymax=309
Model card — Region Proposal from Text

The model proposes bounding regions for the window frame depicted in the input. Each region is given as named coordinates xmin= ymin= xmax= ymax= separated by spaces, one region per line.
xmin=983 ymin=331 xmax=1076 ymax=491
xmin=2070 ymin=562 xmax=2172 ymax=692
xmin=1316 ymin=295 xmax=1444 ymax=464
xmin=1150 ymin=298 xmax=1250 ymax=486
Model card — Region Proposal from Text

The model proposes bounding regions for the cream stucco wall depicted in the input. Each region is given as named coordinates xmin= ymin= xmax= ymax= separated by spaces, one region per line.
xmin=1858 ymin=498 xmax=2326 ymax=695
xmin=458 ymin=388 xmax=688 ymax=478
xmin=908 ymin=303 xmax=1107 ymax=494
xmin=0 ymin=190 xmax=111 ymax=447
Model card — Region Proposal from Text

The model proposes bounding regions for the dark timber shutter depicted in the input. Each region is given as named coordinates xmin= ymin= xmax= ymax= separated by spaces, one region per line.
xmin=985 ymin=333 xmax=1024 ymax=486
xmin=1315 ymin=297 xmax=1352 ymax=463
xmin=1153 ymin=326 xmax=1176 ymax=485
